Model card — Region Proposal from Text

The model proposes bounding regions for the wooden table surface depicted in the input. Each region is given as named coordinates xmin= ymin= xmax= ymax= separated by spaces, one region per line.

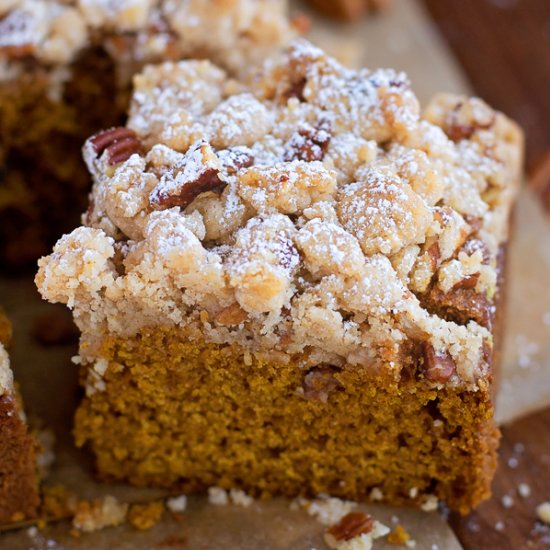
xmin=421 ymin=0 xmax=550 ymax=173
xmin=420 ymin=2 xmax=550 ymax=548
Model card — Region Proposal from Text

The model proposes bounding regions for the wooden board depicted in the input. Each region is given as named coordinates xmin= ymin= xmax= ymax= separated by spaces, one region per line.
xmin=421 ymin=0 xmax=550 ymax=173
xmin=451 ymin=407 xmax=550 ymax=549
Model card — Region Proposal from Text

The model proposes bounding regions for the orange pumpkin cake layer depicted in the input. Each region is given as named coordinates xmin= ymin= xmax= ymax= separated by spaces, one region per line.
xmin=37 ymin=40 xmax=523 ymax=513
xmin=0 ymin=310 xmax=39 ymax=524
xmin=0 ymin=0 xmax=292 ymax=269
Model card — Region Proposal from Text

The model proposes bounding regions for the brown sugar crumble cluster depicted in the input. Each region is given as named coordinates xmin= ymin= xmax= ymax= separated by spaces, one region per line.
xmin=0 ymin=0 xmax=293 ymax=269
xmin=0 ymin=310 xmax=40 ymax=524
xmin=37 ymin=40 xmax=523 ymax=513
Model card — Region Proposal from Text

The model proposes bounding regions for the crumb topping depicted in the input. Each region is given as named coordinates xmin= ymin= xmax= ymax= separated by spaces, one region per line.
xmin=36 ymin=40 xmax=524 ymax=389
xmin=72 ymin=495 xmax=128 ymax=532
xmin=0 ymin=0 xmax=292 ymax=78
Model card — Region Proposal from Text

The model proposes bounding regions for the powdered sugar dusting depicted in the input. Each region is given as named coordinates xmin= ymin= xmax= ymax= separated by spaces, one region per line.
xmin=36 ymin=40 xmax=523 ymax=390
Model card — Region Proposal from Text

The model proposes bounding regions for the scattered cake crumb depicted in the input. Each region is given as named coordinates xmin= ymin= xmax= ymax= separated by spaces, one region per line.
xmin=387 ymin=524 xmax=411 ymax=544
xmin=369 ymin=487 xmax=383 ymax=502
xmin=536 ymin=502 xmax=550 ymax=524
xmin=501 ymin=495 xmax=514 ymax=509
xmin=73 ymin=495 xmax=128 ymax=533
xmin=166 ymin=495 xmax=187 ymax=513
xmin=40 ymin=484 xmax=78 ymax=520
xmin=208 ymin=487 xmax=229 ymax=506
xmin=128 ymin=501 xmax=164 ymax=531
xmin=518 ymin=483 xmax=531 ymax=499
xmin=408 ymin=487 xmax=418 ymax=499
xmin=420 ymin=495 xmax=439 ymax=512
xmin=495 ymin=520 xmax=505 ymax=531
xmin=295 ymin=495 xmax=358 ymax=526
xmin=229 ymin=489 xmax=254 ymax=507
xmin=207 ymin=487 xmax=254 ymax=507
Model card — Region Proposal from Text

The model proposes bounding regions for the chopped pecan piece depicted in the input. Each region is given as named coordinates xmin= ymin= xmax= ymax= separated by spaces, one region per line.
xmin=327 ymin=512 xmax=374 ymax=542
xmin=149 ymin=141 xmax=226 ymax=210
xmin=421 ymin=343 xmax=456 ymax=383
xmin=284 ymin=120 xmax=331 ymax=162
xmin=217 ymin=147 xmax=255 ymax=175
xmin=89 ymin=127 xmax=142 ymax=166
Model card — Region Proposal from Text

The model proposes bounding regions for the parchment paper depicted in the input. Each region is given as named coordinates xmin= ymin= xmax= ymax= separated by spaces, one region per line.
xmin=1 ymin=1 xmax=549 ymax=548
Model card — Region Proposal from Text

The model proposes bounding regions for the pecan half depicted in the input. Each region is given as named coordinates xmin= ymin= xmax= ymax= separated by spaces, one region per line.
xmin=89 ymin=127 xmax=142 ymax=166
xmin=421 ymin=343 xmax=456 ymax=384
xmin=149 ymin=141 xmax=226 ymax=210
xmin=327 ymin=512 xmax=374 ymax=542
xmin=283 ymin=120 xmax=331 ymax=162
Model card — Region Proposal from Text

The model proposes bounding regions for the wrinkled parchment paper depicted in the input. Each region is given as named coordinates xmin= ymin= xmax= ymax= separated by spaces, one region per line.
xmin=1 ymin=1 xmax=549 ymax=548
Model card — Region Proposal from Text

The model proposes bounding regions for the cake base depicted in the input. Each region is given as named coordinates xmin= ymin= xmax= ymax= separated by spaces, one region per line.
xmin=0 ymin=391 xmax=39 ymax=523
xmin=75 ymin=328 xmax=499 ymax=515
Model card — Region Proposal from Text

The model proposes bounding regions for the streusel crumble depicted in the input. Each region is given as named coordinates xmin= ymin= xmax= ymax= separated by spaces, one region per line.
xmin=37 ymin=40 xmax=523 ymax=513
